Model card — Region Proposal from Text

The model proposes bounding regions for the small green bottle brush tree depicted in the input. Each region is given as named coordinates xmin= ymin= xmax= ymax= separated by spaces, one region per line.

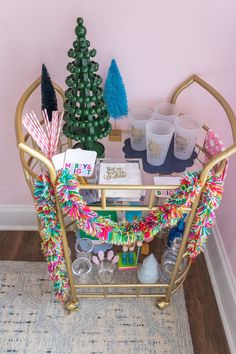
xmin=63 ymin=17 xmax=111 ymax=157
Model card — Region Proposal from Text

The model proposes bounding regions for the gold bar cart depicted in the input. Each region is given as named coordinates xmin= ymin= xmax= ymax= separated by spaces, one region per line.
xmin=15 ymin=75 xmax=236 ymax=312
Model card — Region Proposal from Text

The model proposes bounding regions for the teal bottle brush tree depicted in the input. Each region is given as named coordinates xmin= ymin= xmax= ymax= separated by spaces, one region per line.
xmin=63 ymin=17 xmax=111 ymax=157
xmin=104 ymin=59 xmax=128 ymax=141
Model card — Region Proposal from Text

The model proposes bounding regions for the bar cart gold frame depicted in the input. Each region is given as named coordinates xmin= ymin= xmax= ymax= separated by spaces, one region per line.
xmin=15 ymin=74 xmax=236 ymax=312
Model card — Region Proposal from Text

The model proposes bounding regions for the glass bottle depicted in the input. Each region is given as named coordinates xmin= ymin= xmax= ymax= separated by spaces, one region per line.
xmin=167 ymin=215 xmax=186 ymax=248
xmin=161 ymin=238 xmax=187 ymax=282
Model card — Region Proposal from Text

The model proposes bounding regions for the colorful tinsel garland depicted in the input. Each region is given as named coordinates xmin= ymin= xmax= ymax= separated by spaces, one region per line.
xmin=34 ymin=173 xmax=70 ymax=302
xmin=56 ymin=170 xmax=223 ymax=259
xmin=34 ymin=169 xmax=223 ymax=301
xmin=56 ymin=170 xmax=201 ymax=245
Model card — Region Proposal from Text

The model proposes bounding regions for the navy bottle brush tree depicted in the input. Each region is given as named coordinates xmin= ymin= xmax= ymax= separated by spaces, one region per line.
xmin=104 ymin=59 xmax=128 ymax=141
xmin=63 ymin=17 xmax=111 ymax=157
xmin=41 ymin=64 xmax=58 ymax=122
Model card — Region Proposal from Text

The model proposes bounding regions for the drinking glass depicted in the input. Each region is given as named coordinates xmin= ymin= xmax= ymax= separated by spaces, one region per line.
xmin=96 ymin=260 xmax=115 ymax=284
xmin=75 ymin=238 xmax=94 ymax=259
xmin=146 ymin=120 xmax=175 ymax=166
xmin=174 ymin=116 xmax=201 ymax=160
xmin=72 ymin=257 xmax=92 ymax=284
xmin=128 ymin=107 xmax=154 ymax=151
xmin=154 ymin=103 xmax=179 ymax=123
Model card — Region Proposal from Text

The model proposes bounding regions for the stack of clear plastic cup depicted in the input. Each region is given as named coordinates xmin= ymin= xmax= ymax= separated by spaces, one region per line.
xmin=146 ymin=120 xmax=175 ymax=166
xmin=174 ymin=116 xmax=201 ymax=160
xmin=154 ymin=102 xmax=179 ymax=124
xmin=128 ymin=107 xmax=154 ymax=151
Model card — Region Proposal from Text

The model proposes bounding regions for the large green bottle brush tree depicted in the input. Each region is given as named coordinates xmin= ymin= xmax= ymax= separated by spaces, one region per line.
xmin=63 ymin=17 xmax=111 ymax=157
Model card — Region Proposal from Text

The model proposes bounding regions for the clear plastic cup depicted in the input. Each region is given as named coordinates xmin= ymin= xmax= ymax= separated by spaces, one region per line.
xmin=128 ymin=107 xmax=154 ymax=151
xmin=154 ymin=103 xmax=179 ymax=124
xmin=75 ymin=238 xmax=94 ymax=259
xmin=174 ymin=116 xmax=201 ymax=160
xmin=72 ymin=257 xmax=92 ymax=284
xmin=146 ymin=120 xmax=175 ymax=166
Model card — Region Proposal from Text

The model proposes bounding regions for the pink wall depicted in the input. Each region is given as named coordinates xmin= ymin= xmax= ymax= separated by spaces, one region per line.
xmin=1 ymin=0 xmax=236 ymax=274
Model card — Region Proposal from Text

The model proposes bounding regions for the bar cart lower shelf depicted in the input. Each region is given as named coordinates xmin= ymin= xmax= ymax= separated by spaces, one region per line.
xmin=66 ymin=234 xmax=191 ymax=312
xmin=15 ymin=74 xmax=236 ymax=313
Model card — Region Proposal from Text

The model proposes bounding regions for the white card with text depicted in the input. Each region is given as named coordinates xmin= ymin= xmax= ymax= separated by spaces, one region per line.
xmin=64 ymin=148 xmax=97 ymax=177
xmin=52 ymin=152 xmax=66 ymax=171
xmin=52 ymin=148 xmax=97 ymax=177
xmin=154 ymin=176 xmax=181 ymax=198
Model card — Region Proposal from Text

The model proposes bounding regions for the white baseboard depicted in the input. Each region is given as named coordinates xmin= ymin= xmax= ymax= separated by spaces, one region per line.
xmin=0 ymin=205 xmax=37 ymax=230
xmin=205 ymin=224 xmax=236 ymax=354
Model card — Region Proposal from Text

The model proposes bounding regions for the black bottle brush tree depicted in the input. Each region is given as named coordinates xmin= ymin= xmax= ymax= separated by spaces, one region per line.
xmin=41 ymin=64 xmax=58 ymax=121
xmin=63 ymin=17 xmax=111 ymax=157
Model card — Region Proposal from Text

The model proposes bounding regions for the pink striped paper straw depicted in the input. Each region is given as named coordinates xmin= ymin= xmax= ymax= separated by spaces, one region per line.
xmin=23 ymin=120 xmax=48 ymax=155
xmin=23 ymin=112 xmax=49 ymax=155
xmin=54 ymin=112 xmax=64 ymax=155
xmin=49 ymin=111 xmax=58 ymax=158
xmin=29 ymin=113 xmax=49 ymax=154
xmin=42 ymin=110 xmax=51 ymax=138
xmin=22 ymin=120 xmax=47 ymax=155
xmin=29 ymin=112 xmax=49 ymax=144
xmin=22 ymin=114 xmax=43 ymax=146
xmin=22 ymin=110 xmax=64 ymax=159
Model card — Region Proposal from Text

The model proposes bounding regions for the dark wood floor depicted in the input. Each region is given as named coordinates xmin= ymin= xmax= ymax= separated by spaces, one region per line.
xmin=0 ymin=231 xmax=230 ymax=354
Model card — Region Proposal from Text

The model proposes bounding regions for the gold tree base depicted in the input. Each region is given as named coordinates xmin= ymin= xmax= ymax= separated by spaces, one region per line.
xmin=109 ymin=129 xmax=122 ymax=142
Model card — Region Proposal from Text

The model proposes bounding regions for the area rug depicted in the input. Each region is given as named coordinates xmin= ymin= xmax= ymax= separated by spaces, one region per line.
xmin=0 ymin=261 xmax=193 ymax=354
